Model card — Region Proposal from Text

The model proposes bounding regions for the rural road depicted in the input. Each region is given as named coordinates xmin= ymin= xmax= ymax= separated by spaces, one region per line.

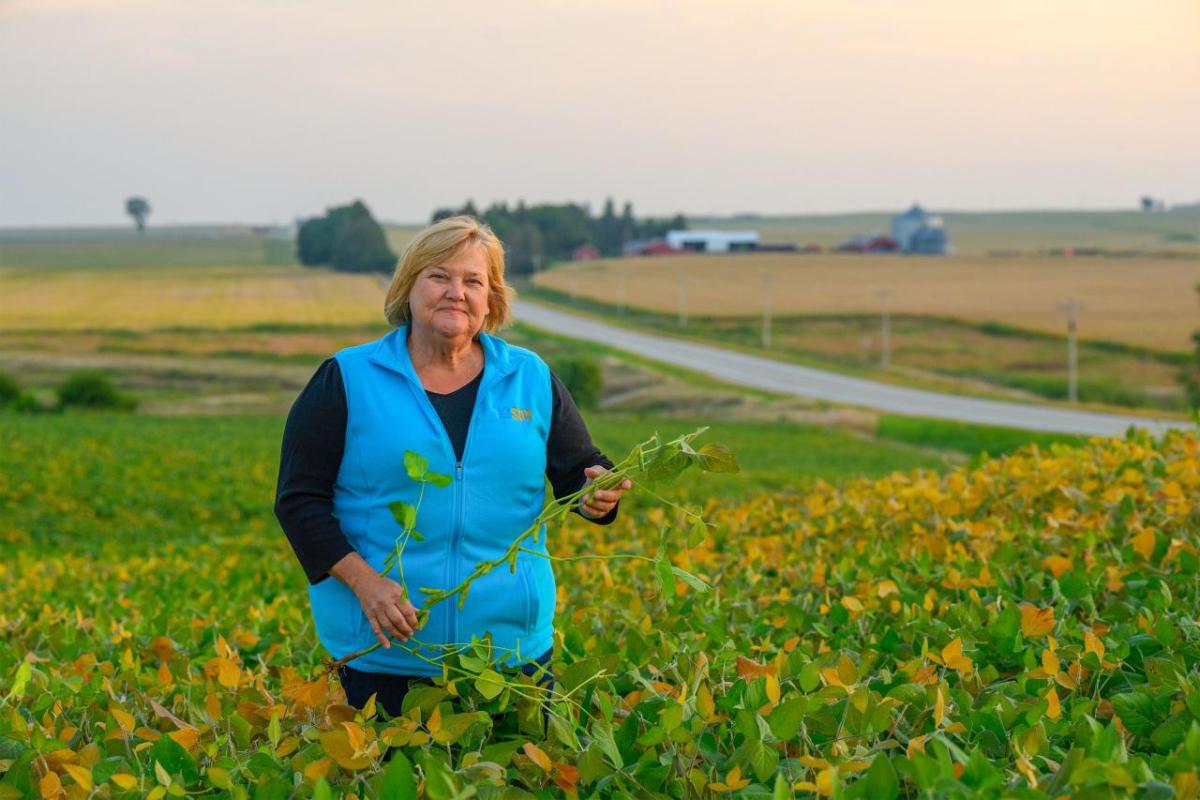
xmin=514 ymin=300 xmax=1192 ymax=438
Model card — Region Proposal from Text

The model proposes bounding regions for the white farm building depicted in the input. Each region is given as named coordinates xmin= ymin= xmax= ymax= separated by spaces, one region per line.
xmin=666 ymin=229 xmax=759 ymax=253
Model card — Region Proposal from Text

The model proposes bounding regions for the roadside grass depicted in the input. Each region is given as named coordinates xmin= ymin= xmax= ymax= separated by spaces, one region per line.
xmin=874 ymin=414 xmax=1086 ymax=464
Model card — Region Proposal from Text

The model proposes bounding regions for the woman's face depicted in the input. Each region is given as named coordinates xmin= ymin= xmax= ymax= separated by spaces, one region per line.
xmin=409 ymin=244 xmax=491 ymax=343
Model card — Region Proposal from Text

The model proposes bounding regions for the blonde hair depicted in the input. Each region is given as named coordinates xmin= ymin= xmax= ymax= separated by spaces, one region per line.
xmin=383 ymin=215 xmax=512 ymax=331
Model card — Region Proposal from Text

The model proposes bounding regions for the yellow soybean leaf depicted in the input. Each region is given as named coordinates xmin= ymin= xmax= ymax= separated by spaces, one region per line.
xmin=342 ymin=722 xmax=367 ymax=757
xmin=38 ymin=771 xmax=62 ymax=799
xmin=216 ymin=659 xmax=239 ymax=689
xmin=1132 ymin=528 xmax=1156 ymax=560
xmin=1041 ymin=556 xmax=1072 ymax=578
xmin=841 ymin=596 xmax=864 ymax=613
xmin=318 ymin=729 xmax=371 ymax=771
xmin=696 ymin=684 xmax=716 ymax=722
xmin=168 ymin=728 xmax=199 ymax=752
xmin=1020 ymin=605 xmax=1055 ymax=638
xmin=876 ymin=580 xmax=899 ymax=598
xmin=816 ymin=768 xmax=835 ymax=796
xmin=837 ymin=654 xmax=857 ymax=687
xmin=708 ymin=766 xmax=750 ymax=792
xmin=1084 ymin=630 xmax=1106 ymax=660
xmin=110 ymin=706 xmax=135 ymax=733
xmin=110 ymin=774 xmax=138 ymax=790
xmin=1045 ymin=687 xmax=1062 ymax=720
xmin=934 ymin=687 xmax=946 ymax=727
xmin=764 ymin=674 xmax=781 ymax=706
xmin=523 ymin=742 xmax=552 ymax=772
xmin=62 ymin=764 xmax=92 ymax=791
xmin=1042 ymin=649 xmax=1060 ymax=676
xmin=303 ymin=758 xmax=333 ymax=782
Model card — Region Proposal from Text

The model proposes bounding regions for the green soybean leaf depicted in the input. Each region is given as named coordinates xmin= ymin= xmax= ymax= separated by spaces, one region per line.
xmin=379 ymin=751 xmax=417 ymax=800
xmin=767 ymin=697 xmax=805 ymax=741
xmin=151 ymin=734 xmax=199 ymax=784
xmin=862 ymin=754 xmax=899 ymax=800
xmin=7 ymin=661 xmax=31 ymax=698
xmin=656 ymin=556 xmax=675 ymax=598
xmin=697 ymin=442 xmax=740 ymax=473
xmin=389 ymin=501 xmax=416 ymax=530
xmin=426 ymin=471 xmax=453 ymax=488
xmin=746 ymin=739 xmax=779 ymax=783
xmin=403 ymin=451 xmax=428 ymax=481
xmin=671 ymin=565 xmax=711 ymax=594
xmin=474 ymin=668 xmax=506 ymax=700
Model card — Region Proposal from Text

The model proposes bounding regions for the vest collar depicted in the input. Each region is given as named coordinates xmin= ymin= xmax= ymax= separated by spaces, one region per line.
xmin=367 ymin=325 xmax=516 ymax=383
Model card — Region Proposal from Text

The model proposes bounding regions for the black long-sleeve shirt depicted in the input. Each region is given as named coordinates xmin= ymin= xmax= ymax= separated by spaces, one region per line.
xmin=275 ymin=358 xmax=616 ymax=584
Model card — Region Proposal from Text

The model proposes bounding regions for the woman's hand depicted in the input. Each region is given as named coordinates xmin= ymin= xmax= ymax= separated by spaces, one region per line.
xmin=578 ymin=465 xmax=633 ymax=519
xmin=353 ymin=573 xmax=421 ymax=648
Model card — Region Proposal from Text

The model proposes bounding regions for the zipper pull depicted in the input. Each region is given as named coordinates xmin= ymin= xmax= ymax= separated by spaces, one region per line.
xmin=456 ymin=462 xmax=463 ymax=480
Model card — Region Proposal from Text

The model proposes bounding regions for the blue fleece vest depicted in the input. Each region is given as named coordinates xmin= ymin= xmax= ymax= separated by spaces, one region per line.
xmin=309 ymin=326 xmax=555 ymax=676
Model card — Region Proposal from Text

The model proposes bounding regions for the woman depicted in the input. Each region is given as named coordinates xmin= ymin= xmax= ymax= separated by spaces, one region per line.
xmin=274 ymin=216 xmax=630 ymax=717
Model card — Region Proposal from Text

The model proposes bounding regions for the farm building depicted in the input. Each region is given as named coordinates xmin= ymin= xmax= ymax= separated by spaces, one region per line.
xmin=572 ymin=243 xmax=599 ymax=261
xmin=890 ymin=204 xmax=950 ymax=254
xmin=666 ymin=229 xmax=759 ymax=253
xmin=834 ymin=234 xmax=898 ymax=253
xmin=622 ymin=239 xmax=676 ymax=257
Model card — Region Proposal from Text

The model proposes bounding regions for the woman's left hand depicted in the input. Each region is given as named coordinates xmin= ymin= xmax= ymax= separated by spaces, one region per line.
xmin=578 ymin=465 xmax=633 ymax=519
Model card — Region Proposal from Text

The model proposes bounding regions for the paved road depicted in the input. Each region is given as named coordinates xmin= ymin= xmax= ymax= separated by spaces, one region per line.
xmin=514 ymin=300 xmax=1192 ymax=438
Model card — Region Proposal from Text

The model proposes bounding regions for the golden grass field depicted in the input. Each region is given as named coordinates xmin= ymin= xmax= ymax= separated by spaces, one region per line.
xmin=534 ymin=254 xmax=1200 ymax=353
xmin=0 ymin=264 xmax=387 ymax=331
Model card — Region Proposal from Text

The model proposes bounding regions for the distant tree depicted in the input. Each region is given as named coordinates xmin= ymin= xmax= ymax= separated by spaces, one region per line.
xmin=125 ymin=196 xmax=151 ymax=234
xmin=1141 ymin=195 xmax=1155 ymax=212
xmin=297 ymin=215 xmax=335 ymax=265
xmin=431 ymin=207 xmax=457 ymax=223
xmin=461 ymin=199 xmax=480 ymax=219
xmin=506 ymin=222 xmax=544 ymax=275
xmin=593 ymin=197 xmax=622 ymax=257
xmin=296 ymin=200 xmax=397 ymax=273
xmin=619 ymin=202 xmax=636 ymax=248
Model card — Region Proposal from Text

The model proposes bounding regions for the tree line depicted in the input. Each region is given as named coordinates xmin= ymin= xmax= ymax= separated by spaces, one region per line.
xmin=297 ymin=198 xmax=686 ymax=276
xmin=431 ymin=199 xmax=687 ymax=275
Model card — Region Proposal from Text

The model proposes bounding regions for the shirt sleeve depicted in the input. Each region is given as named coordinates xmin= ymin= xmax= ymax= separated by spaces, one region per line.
xmin=545 ymin=369 xmax=620 ymax=525
xmin=275 ymin=358 xmax=355 ymax=584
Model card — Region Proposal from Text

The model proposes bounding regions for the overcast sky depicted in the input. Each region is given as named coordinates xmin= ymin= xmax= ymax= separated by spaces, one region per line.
xmin=2 ymin=0 xmax=1198 ymax=226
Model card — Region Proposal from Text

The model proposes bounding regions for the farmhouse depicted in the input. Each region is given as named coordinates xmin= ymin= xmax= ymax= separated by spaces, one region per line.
xmin=666 ymin=229 xmax=759 ymax=253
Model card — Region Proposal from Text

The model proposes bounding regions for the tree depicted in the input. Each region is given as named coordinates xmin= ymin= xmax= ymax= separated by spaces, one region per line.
xmin=296 ymin=200 xmax=397 ymax=273
xmin=125 ymin=196 xmax=151 ymax=234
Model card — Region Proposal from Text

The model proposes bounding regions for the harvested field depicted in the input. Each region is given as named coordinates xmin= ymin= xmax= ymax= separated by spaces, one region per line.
xmin=534 ymin=253 xmax=1200 ymax=352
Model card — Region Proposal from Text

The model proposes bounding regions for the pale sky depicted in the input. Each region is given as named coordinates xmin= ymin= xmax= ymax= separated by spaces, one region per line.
xmin=1 ymin=0 xmax=1198 ymax=226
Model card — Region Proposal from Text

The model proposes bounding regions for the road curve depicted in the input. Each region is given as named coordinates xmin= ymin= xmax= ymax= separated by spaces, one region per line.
xmin=514 ymin=300 xmax=1192 ymax=438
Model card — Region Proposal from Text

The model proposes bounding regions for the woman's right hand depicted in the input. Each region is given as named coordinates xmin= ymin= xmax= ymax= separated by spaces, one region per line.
xmin=353 ymin=573 xmax=421 ymax=648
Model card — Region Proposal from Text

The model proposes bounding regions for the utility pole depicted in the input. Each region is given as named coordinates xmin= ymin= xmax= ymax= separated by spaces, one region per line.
xmin=1058 ymin=300 xmax=1082 ymax=403
xmin=761 ymin=271 xmax=776 ymax=348
xmin=617 ymin=266 xmax=627 ymax=315
xmin=875 ymin=288 xmax=892 ymax=369
xmin=677 ymin=270 xmax=688 ymax=327
xmin=568 ymin=269 xmax=579 ymax=301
